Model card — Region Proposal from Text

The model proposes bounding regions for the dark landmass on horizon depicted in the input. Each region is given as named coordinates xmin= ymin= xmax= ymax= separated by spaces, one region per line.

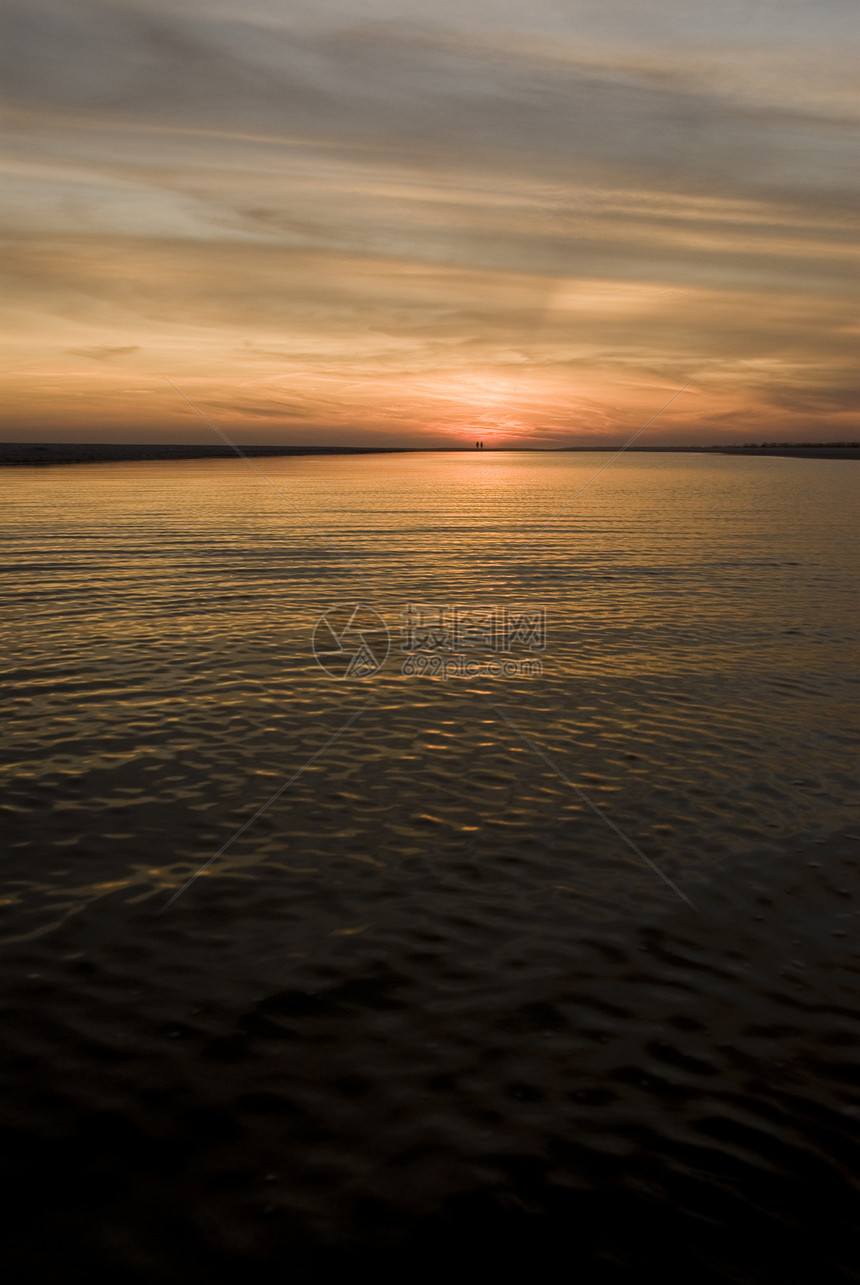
xmin=0 ymin=442 xmax=858 ymax=466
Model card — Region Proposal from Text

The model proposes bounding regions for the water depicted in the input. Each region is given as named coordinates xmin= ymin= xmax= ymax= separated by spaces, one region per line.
xmin=1 ymin=452 xmax=858 ymax=1281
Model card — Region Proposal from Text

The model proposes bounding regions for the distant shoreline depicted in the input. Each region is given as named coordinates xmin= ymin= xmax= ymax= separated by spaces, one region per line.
xmin=1 ymin=442 xmax=858 ymax=466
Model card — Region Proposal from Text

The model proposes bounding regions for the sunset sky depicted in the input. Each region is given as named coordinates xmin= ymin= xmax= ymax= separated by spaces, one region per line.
xmin=2 ymin=0 xmax=858 ymax=445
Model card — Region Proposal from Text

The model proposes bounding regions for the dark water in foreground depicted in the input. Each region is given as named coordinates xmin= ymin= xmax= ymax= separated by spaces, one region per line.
xmin=1 ymin=452 xmax=858 ymax=1282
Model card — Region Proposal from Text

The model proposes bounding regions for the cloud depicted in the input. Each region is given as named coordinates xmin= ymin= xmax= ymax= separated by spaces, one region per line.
xmin=3 ymin=3 xmax=858 ymax=202
xmin=67 ymin=344 xmax=141 ymax=360
xmin=1 ymin=0 xmax=857 ymax=442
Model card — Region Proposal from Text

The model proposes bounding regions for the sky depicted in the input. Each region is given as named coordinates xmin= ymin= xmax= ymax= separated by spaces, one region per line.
xmin=1 ymin=0 xmax=858 ymax=446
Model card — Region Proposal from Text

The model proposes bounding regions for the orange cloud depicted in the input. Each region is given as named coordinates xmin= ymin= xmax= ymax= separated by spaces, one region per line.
xmin=2 ymin=2 xmax=858 ymax=444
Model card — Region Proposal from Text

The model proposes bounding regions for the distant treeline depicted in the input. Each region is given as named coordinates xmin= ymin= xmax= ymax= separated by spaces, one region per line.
xmin=738 ymin=441 xmax=859 ymax=448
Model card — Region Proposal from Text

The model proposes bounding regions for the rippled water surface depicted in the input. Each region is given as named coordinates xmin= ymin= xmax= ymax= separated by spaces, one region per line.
xmin=1 ymin=452 xmax=859 ymax=1282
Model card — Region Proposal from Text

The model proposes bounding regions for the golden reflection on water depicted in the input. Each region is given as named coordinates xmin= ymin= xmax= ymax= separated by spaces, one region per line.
xmin=1 ymin=452 xmax=858 ymax=940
